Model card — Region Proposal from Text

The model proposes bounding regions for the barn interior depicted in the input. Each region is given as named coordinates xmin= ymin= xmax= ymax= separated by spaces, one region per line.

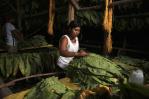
xmin=0 ymin=0 xmax=149 ymax=99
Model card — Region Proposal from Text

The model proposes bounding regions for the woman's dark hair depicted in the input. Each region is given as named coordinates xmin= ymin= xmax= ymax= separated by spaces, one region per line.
xmin=68 ymin=20 xmax=80 ymax=29
xmin=67 ymin=20 xmax=80 ymax=34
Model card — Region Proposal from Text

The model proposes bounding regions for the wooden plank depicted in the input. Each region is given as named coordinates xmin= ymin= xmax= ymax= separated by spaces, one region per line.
xmin=0 ymin=45 xmax=53 ymax=52
xmin=80 ymin=43 xmax=149 ymax=55
xmin=70 ymin=0 xmax=80 ymax=10
xmin=24 ymin=11 xmax=48 ymax=19
xmin=70 ymin=0 xmax=101 ymax=10
xmin=0 ymin=72 xmax=62 ymax=89
xmin=79 ymin=6 xmax=101 ymax=11
xmin=109 ymin=0 xmax=141 ymax=7
xmin=115 ymin=13 xmax=149 ymax=18
xmin=19 ymin=44 xmax=53 ymax=51
xmin=70 ymin=0 xmax=141 ymax=11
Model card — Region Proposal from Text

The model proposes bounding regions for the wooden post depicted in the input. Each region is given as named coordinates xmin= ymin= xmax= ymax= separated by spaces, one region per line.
xmin=48 ymin=0 xmax=55 ymax=35
xmin=70 ymin=0 xmax=80 ymax=10
xmin=68 ymin=0 xmax=75 ymax=24
xmin=103 ymin=0 xmax=113 ymax=55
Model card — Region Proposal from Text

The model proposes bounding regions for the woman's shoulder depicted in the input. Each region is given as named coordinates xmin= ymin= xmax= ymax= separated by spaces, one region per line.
xmin=60 ymin=35 xmax=68 ymax=41
xmin=5 ymin=22 xmax=14 ymax=27
xmin=61 ymin=35 xmax=69 ymax=39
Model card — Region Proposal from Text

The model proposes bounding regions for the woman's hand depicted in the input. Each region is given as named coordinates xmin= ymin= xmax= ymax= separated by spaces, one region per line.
xmin=76 ymin=50 xmax=89 ymax=57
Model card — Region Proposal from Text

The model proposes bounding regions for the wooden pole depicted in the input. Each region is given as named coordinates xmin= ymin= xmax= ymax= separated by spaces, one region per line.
xmin=68 ymin=0 xmax=75 ymax=24
xmin=103 ymin=0 xmax=113 ymax=55
xmin=70 ymin=0 xmax=80 ymax=10
xmin=0 ymin=72 xmax=63 ymax=89
xmin=48 ymin=0 xmax=55 ymax=35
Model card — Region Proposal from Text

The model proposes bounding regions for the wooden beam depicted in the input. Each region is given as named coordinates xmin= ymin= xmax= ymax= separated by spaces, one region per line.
xmin=0 ymin=72 xmax=63 ymax=89
xmin=71 ymin=0 xmax=141 ymax=10
xmin=79 ymin=6 xmax=101 ymax=11
xmin=70 ymin=0 xmax=80 ymax=10
xmin=115 ymin=12 xmax=149 ymax=18
xmin=24 ymin=6 xmax=67 ymax=19
xmin=19 ymin=44 xmax=53 ymax=51
xmin=109 ymin=0 xmax=141 ymax=7
xmin=70 ymin=0 xmax=101 ymax=11
xmin=24 ymin=11 xmax=48 ymax=19
xmin=80 ymin=43 xmax=149 ymax=55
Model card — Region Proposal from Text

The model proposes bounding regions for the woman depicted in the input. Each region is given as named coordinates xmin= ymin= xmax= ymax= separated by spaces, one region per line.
xmin=3 ymin=16 xmax=23 ymax=53
xmin=57 ymin=20 xmax=88 ymax=69
xmin=57 ymin=20 xmax=124 ymax=89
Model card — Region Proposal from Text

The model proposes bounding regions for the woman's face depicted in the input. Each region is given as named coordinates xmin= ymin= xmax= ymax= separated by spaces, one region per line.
xmin=71 ymin=27 xmax=80 ymax=38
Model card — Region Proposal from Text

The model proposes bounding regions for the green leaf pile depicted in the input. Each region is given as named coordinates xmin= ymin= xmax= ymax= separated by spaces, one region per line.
xmin=24 ymin=76 xmax=77 ymax=99
xmin=66 ymin=53 xmax=124 ymax=88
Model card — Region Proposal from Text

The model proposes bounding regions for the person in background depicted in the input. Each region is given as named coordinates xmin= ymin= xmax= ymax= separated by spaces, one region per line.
xmin=57 ymin=20 xmax=88 ymax=69
xmin=3 ymin=16 xmax=23 ymax=53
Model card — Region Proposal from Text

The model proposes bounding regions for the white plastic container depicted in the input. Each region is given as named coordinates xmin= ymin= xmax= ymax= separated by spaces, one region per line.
xmin=129 ymin=69 xmax=144 ymax=85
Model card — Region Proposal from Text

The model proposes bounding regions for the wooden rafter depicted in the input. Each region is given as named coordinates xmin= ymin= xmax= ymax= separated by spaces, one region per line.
xmin=115 ymin=13 xmax=149 ymax=18
xmin=70 ymin=0 xmax=101 ymax=11
xmin=80 ymin=43 xmax=149 ymax=55
xmin=70 ymin=0 xmax=80 ymax=10
xmin=70 ymin=0 xmax=142 ymax=10
xmin=109 ymin=0 xmax=141 ymax=8
xmin=79 ymin=6 xmax=101 ymax=11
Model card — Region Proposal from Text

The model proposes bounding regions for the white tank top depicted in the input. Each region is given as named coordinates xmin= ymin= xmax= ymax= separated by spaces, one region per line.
xmin=57 ymin=35 xmax=79 ymax=68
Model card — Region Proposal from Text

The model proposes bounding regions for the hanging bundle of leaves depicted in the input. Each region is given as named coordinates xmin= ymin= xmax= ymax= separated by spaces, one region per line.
xmin=0 ymin=50 xmax=59 ymax=77
xmin=103 ymin=0 xmax=113 ymax=54
xmin=48 ymin=0 xmax=55 ymax=35
xmin=68 ymin=1 xmax=75 ymax=24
